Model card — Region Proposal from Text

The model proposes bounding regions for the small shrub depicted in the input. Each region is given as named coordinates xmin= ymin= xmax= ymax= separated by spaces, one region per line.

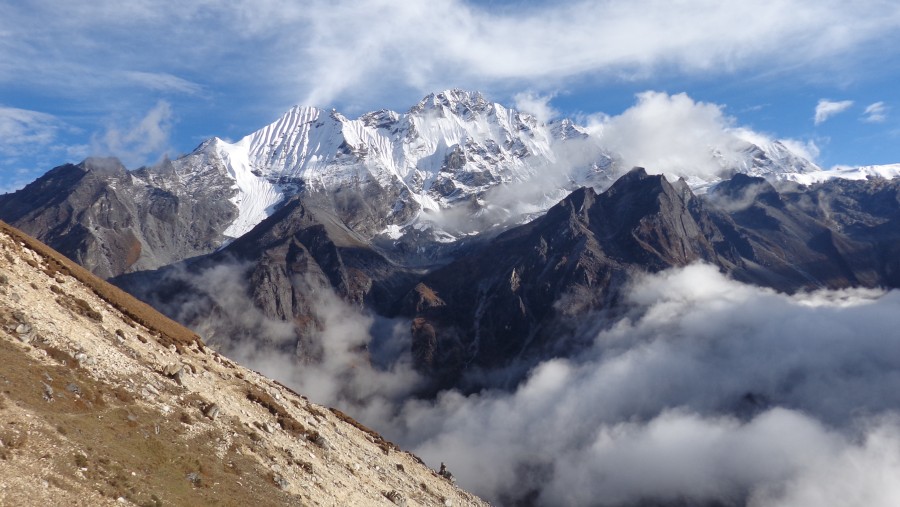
xmin=74 ymin=452 xmax=89 ymax=468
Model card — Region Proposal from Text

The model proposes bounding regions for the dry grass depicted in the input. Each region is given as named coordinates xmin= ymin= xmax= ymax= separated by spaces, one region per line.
xmin=246 ymin=388 xmax=307 ymax=438
xmin=0 ymin=335 xmax=296 ymax=506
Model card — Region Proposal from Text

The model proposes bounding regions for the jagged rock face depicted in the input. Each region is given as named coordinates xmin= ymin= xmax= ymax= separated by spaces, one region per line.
xmin=402 ymin=168 xmax=745 ymax=387
xmin=0 ymin=157 xmax=237 ymax=279
xmin=402 ymin=169 xmax=900 ymax=389
xmin=707 ymin=173 xmax=898 ymax=290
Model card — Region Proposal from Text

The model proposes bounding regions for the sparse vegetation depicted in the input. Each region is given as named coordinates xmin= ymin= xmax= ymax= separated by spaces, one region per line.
xmin=247 ymin=387 xmax=307 ymax=438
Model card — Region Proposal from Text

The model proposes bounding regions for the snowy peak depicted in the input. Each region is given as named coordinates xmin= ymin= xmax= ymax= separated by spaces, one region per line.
xmin=199 ymin=90 xmax=597 ymax=239
xmin=411 ymin=89 xmax=492 ymax=117
xmin=186 ymin=90 xmax=848 ymax=242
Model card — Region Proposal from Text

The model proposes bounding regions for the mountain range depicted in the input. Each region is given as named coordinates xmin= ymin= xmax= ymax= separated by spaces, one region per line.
xmin=2 ymin=89 xmax=899 ymax=390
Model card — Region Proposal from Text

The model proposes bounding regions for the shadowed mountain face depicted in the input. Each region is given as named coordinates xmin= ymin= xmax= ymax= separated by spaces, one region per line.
xmin=401 ymin=168 xmax=742 ymax=387
xmin=399 ymin=169 xmax=900 ymax=389
xmin=114 ymin=197 xmax=419 ymax=357
xmin=0 ymin=157 xmax=237 ymax=279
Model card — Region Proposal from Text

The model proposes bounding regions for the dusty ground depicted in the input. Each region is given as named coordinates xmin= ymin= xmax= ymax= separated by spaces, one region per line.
xmin=0 ymin=222 xmax=488 ymax=507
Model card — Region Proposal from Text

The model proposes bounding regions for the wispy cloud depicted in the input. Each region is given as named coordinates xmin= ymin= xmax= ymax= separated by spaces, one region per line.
xmin=2 ymin=1 xmax=900 ymax=110
xmin=91 ymin=100 xmax=175 ymax=168
xmin=0 ymin=106 xmax=60 ymax=156
xmin=862 ymin=101 xmax=888 ymax=123
xmin=815 ymin=99 xmax=854 ymax=125
xmin=120 ymin=71 xmax=203 ymax=95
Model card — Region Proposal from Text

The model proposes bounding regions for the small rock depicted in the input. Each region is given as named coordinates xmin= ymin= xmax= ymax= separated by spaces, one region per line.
xmin=273 ymin=473 xmax=289 ymax=490
xmin=144 ymin=384 xmax=160 ymax=396
xmin=309 ymin=433 xmax=331 ymax=450
xmin=442 ymin=498 xmax=453 ymax=507
xmin=163 ymin=363 xmax=185 ymax=385
xmin=15 ymin=323 xmax=32 ymax=335
xmin=65 ymin=383 xmax=81 ymax=395
xmin=163 ymin=363 xmax=182 ymax=376
xmin=186 ymin=471 xmax=201 ymax=486
xmin=263 ymin=423 xmax=276 ymax=434
xmin=203 ymin=403 xmax=220 ymax=420
xmin=41 ymin=382 xmax=53 ymax=402
xmin=74 ymin=352 xmax=95 ymax=367
xmin=384 ymin=490 xmax=407 ymax=507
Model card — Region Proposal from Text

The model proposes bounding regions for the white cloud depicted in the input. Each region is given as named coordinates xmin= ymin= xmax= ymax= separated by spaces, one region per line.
xmin=0 ymin=106 xmax=60 ymax=156
xmin=815 ymin=99 xmax=854 ymax=125
xmin=120 ymin=71 xmax=203 ymax=95
xmin=778 ymin=137 xmax=821 ymax=162
xmin=3 ymin=1 xmax=900 ymax=111
xmin=584 ymin=91 xmax=766 ymax=180
xmin=91 ymin=100 xmax=174 ymax=168
xmin=386 ymin=265 xmax=900 ymax=505
xmin=512 ymin=91 xmax=559 ymax=122
xmin=863 ymin=101 xmax=888 ymax=123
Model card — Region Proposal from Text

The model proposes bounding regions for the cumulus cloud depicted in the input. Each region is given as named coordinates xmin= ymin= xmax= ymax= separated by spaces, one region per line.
xmin=815 ymin=99 xmax=854 ymax=125
xmin=863 ymin=101 xmax=888 ymax=123
xmin=91 ymin=100 xmax=175 ymax=168
xmin=778 ymin=137 xmax=821 ymax=162
xmin=582 ymin=91 xmax=785 ymax=181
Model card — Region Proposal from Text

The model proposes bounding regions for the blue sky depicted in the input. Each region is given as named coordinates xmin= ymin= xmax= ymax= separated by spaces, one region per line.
xmin=2 ymin=0 xmax=900 ymax=193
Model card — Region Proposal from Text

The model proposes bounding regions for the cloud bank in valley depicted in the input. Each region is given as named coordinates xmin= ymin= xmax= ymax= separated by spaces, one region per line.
xmin=167 ymin=260 xmax=900 ymax=506
xmin=385 ymin=265 xmax=900 ymax=505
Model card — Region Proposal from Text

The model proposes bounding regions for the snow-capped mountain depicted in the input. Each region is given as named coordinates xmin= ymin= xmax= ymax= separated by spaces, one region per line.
xmin=201 ymin=89 xmax=610 ymax=240
xmin=193 ymin=89 xmax=823 ymax=241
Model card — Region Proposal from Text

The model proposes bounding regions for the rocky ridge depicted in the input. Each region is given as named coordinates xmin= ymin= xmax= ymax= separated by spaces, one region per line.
xmin=0 ymin=221 xmax=487 ymax=507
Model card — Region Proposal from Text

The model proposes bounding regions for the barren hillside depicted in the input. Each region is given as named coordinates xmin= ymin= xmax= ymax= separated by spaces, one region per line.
xmin=0 ymin=221 xmax=487 ymax=507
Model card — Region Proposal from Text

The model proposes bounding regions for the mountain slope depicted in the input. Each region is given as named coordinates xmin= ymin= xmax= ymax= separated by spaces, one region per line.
xmin=0 ymin=220 xmax=487 ymax=506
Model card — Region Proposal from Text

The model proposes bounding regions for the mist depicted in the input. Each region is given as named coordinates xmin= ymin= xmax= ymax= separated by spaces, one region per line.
xmin=153 ymin=258 xmax=900 ymax=506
